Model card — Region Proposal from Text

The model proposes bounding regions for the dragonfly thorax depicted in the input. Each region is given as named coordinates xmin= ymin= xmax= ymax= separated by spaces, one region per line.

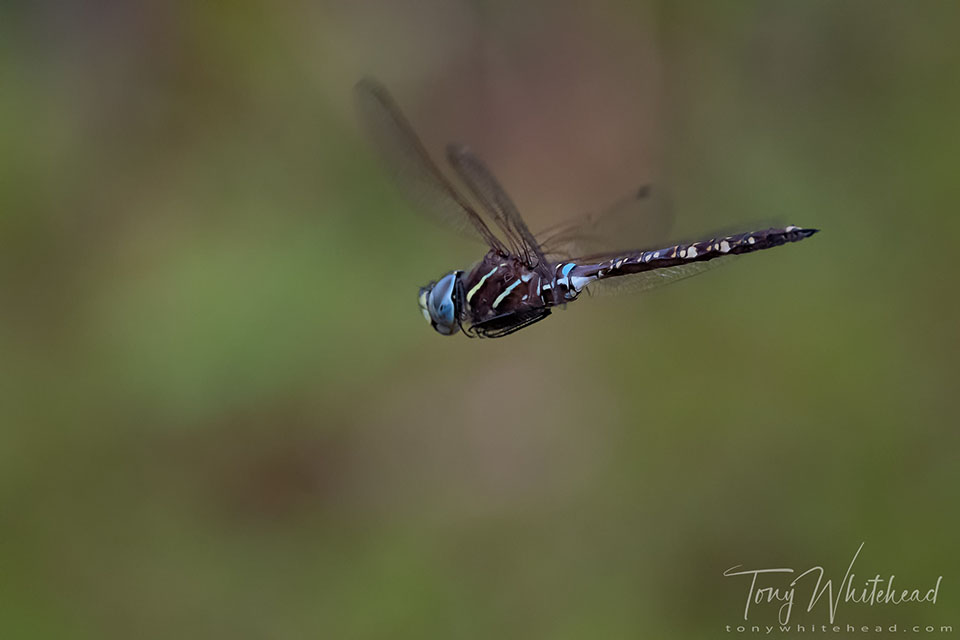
xmin=418 ymin=271 xmax=463 ymax=336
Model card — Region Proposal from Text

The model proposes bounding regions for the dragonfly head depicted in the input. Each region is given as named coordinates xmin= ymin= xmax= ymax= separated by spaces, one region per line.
xmin=418 ymin=271 xmax=463 ymax=336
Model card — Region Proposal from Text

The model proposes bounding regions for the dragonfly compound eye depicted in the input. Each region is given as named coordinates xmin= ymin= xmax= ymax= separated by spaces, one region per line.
xmin=425 ymin=272 xmax=460 ymax=335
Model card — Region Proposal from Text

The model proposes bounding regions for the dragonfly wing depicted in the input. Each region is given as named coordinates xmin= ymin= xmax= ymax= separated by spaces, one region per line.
xmin=538 ymin=185 xmax=675 ymax=260
xmin=353 ymin=78 xmax=507 ymax=254
xmin=445 ymin=144 xmax=553 ymax=280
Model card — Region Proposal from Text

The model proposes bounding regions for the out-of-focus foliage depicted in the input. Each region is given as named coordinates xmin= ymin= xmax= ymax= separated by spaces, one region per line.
xmin=1 ymin=1 xmax=957 ymax=637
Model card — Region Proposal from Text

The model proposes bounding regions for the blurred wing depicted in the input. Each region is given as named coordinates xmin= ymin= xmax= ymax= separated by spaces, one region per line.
xmin=446 ymin=144 xmax=552 ymax=278
xmin=584 ymin=256 xmax=734 ymax=297
xmin=538 ymin=185 xmax=674 ymax=260
xmin=353 ymin=78 xmax=507 ymax=254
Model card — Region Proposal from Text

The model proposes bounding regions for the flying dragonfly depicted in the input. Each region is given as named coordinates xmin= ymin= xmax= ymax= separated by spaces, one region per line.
xmin=354 ymin=77 xmax=818 ymax=338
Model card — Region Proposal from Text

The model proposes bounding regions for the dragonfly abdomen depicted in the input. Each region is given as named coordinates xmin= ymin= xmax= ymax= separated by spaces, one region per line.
xmin=557 ymin=225 xmax=818 ymax=295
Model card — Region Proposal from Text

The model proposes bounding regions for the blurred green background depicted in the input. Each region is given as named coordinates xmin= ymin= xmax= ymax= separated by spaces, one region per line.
xmin=2 ymin=1 xmax=958 ymax=638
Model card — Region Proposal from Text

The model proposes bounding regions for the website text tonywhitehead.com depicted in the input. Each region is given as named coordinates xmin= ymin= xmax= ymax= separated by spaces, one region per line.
xmin=724 ymin=623 xmax=953 ymax=634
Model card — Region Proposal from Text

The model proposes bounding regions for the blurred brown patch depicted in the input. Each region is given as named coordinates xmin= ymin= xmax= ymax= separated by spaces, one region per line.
xmin=147 ymin=401 xmax=360 ymax=524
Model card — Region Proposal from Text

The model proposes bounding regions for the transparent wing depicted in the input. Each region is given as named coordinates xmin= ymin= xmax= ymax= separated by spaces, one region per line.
xmin=353 ymin=78 xmax=507 ymax=254
xmin=584 ymin=256 xmax=734 ymax=297
xmin=445 ymin=144 xmax=552 ymax=279
xmin=538 ymin=185 xmax=674 ymax=260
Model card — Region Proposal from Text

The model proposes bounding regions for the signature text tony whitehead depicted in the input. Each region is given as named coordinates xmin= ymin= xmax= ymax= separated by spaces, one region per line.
xmin=723 ymin=543 xmax=942 ymax=624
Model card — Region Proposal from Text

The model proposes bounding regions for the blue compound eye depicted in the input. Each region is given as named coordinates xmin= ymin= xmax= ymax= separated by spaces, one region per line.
xmin=423 ymin=272 xmax=460 ymax=336
xmin=437 ymin=298 xmax=454 ymax=323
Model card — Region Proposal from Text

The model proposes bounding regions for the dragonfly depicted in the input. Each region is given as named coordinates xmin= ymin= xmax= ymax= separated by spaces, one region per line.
xmin=354 ymin=77 xmax=818 ymax=338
